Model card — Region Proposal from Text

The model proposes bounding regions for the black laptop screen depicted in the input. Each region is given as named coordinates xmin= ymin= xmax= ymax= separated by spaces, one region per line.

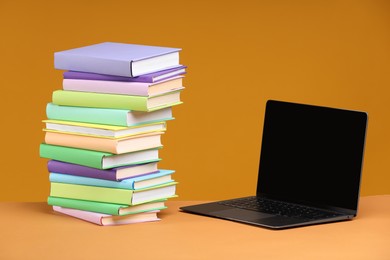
xmin=257 ymin=100 xmax=367 ymax=211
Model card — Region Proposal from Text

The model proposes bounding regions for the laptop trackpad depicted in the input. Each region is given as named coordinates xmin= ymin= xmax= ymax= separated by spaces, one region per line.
xmin=211 ymin=209 xmax=307 ymax=227
xmin=211 ymin=209 xmax=274 ymax=220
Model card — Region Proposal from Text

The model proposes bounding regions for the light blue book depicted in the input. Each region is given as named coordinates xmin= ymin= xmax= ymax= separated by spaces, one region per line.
xmin=50 ymin=169 xmax=174 ymax=190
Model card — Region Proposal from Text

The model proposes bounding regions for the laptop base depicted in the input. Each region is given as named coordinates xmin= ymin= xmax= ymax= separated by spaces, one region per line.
xmin=180 ymin=198 xmax=354 ymax=229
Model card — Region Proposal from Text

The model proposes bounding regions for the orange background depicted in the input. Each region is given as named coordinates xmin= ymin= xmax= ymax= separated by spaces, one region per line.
xmin=1 ymin=0 xmax=389 ymax=201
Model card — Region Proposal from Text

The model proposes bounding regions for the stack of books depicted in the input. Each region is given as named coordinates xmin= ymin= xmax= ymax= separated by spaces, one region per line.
xmin=39 ymin=42 xmax=186 ymax=226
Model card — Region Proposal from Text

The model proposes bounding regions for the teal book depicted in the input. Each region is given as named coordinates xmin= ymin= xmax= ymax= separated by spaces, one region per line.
xmin=49 ymin=169 xmax=174 ymax=190
xmin=46 ymin=103 xmax=174 ymax=126
xmin=48 ymin=197 xmax=167 ymax=216
xmin=40 ymin=144 xmax=161 ymax=169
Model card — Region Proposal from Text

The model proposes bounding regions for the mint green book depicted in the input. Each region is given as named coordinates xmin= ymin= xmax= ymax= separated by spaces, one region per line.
xmin=46 ymin=103 xmax=174 ymax=126
xmin=50 ymin=182 xmax=177 ymax=205
xmin=40 ymin=144 xmax=161 ymax=169
xmin=52 ymin=90 xmax=182 ymax=112
xmin=47 ymin=197 xmax=167 ymax=216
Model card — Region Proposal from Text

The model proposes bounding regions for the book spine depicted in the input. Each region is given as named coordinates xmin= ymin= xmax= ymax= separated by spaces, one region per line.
xmin=63 ymin=71 xmax=154 ymax=83
xmin=46 ymin=103 xmax=129 ymax=126
xmin=44 ymin=131 xmax=119 ymax=154
xmin=53 ymin=206 xmax=104 ymax=225
xmin=47 ymin=160 xmax=118 ymax=181
xmin=62 ymin=79 xmax=150 ymax=96
xmin=54 ymin=53 xmax=132 ymax=77
xmin=48 ymin=196 xmax=122 ymax=215
xmin=50 ymin=182 xmax=134 ymax=205
xmin=52 ymin=90 xmax=148 ymax=111
xmin=40 ymin=144 xmax=108 ymax=169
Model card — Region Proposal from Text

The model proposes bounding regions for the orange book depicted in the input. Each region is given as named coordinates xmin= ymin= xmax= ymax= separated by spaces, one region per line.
xmin=44 ymin=131 xmax=163 ymax=154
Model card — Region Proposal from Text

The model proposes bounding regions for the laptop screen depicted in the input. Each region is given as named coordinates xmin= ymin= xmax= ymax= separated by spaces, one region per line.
xmin=257 ymin=100 xmax=368 ymax=211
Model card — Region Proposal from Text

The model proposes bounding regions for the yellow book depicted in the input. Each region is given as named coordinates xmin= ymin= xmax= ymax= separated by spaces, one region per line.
xmin=50 ymin=182 xmax=177 ymax=205
xmin=43 ymin=120 xmax=166 ymax=138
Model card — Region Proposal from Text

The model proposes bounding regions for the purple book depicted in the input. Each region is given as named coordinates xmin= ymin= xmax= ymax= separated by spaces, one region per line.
xmin=47 ymin=160 xmax=159 ymax=181
xmin=55 ymin=42 xmax=181 ymax=77
xmin=63 ymin=65 xmax=186 ymax=83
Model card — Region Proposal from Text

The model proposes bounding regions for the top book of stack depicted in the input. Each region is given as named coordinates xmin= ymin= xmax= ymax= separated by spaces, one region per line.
xmin=54 ymin=42 xmax=182 ymax=77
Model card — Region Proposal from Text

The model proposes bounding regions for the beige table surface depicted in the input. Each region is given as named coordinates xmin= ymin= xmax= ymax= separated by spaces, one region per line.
xmin=1 ymin=195 xmax=389 ymax=260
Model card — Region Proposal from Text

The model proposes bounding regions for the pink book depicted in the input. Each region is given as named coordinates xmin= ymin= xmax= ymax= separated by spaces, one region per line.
xmin=62 ymin=76 xmax=184 ymax=97
xmin=53 ymin=206 xmax=160 ymax=226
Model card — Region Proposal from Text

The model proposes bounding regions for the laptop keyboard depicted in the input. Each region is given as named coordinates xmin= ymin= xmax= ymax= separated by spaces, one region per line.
xmin=218 ymin=197 xmax=342 ymax=220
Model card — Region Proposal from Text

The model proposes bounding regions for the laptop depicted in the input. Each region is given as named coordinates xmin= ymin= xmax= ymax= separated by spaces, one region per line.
xmin=180 ymin=100 xmax=368 ymax=229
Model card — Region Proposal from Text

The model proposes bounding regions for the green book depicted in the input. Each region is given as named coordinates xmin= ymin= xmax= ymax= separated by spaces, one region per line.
xmin=39 ymin=144 xmax=161 ymax=169
xmin=52 ymin=90 xmax=182 ymax=112
xmin=46 ymin=103 xmax=174 ymax=127
xmin=47 ymin=197 xmax=167 ymax=215
xmin=50 ymin=182 xmax=177 ymax=205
